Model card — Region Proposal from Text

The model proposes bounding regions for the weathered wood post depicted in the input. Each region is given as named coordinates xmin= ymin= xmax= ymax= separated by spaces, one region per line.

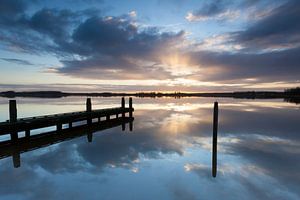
xmin=129 ymin=97 xmax=133 ymax=118
xmin=122 ymin=123 xmax=126 ymax=131
xmin=121 ymin=97 xmax=125 ymax=118
xmin=9 ymin=100 xmax=18 ymax=141
xmin=129 ymin=121 xmax=133 ymax=131
xmin=25 ymin=129 xmax=30 ymax=138
xmin=87 ymin=132 xmax=93 ymax=143
xmin=57 ymin=124 xmax=62 ymax=131
xmin=12 ymin=149 xmax=20 ymax=168
xmin=86 ymin=98 xmax=92 ymax=125
xmin=212 ymin=101 xmax=218 ymax=178
xmin=106 ymin=115 xmax=110 ymax=120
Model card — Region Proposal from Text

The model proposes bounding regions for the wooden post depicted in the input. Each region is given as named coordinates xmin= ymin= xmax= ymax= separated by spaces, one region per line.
xmin=9 ymin=100 xmax=18 ymax=141
xmin=106 ymin=115 xmax=110 ymax=121
xmin=9 ymin=100 xmax=17 ymax=122
xmin=12 ymin=150 xmax=20 ymax=168
xmin=87 ymin=132 xmax=93 ymax=143
xmin=86 ymin=98 xmax=92 ymax=125
xmin=212 ymin=102 xmax=218 ymax=178
xmin=25 ymin=129 xmax=30 ymax=138
xmin=122 ymin=123 xmax=125 ymax=131
xmin=121 ymin=97 xmax=125 ymax=118
xmin=57 ymin=124 xmax=62 ymax=131
xmin=129 ymin=97 xmax=133 ymax=118
xmin=69 ymin=122 xmax=72 ymax=128
xmin=129 ymin=121 xmax=133 ymax=131
xmin=121 ymin=97 xmax=125 ymax=108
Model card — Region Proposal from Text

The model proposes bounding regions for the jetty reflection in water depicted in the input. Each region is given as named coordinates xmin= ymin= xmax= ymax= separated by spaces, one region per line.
xmin=0 ymin=117 xmax=134 ymax=168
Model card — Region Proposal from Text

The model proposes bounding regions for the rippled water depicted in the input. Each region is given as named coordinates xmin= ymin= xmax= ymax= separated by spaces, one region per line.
xmin=0 ymin=97 xmax=299 ymax=200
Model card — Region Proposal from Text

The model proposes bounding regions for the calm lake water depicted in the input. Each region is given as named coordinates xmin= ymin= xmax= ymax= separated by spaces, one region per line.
xmin=0 ymin=97 xmax=299 ymax=200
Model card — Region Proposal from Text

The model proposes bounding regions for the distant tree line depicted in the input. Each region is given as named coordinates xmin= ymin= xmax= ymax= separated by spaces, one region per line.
xmin=284 ymin=87 xmax=300 ymax=95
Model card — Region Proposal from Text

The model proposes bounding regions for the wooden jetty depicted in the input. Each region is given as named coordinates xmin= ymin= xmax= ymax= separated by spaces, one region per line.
xmin=0 ymin=97 xmax=134 ymax=168
xmin=0 ymin=97 xmax=134 ymax=142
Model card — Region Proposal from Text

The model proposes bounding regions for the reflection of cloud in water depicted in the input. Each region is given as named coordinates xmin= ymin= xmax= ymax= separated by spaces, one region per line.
xmin=184 ymin=162 xmax=299 ymax=200
xmin=0 ymin=161 xmax=56 ymax=199
xmin=221 ymin=134 xmax=300 ymax=196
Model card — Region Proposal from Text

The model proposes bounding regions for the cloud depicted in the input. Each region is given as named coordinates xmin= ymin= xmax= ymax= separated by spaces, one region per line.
xmin=187 ymin=46 xmax=300 ymax=81
xmin=128 ymin=10 xmax=137 ymax=18
xmin=29 ymin=9 xmax=78 ymax=41
xmin=186 ymin=10 xmax=239 ymax=22
xmin=185 ymin=0 xmax=283 ymax=22
xmin=0 ymin=0 xmax=27 ymax=18
xmin=56 ymin=16 xmax=185 ymax=79
xmin=1 ymin=58 xmax=34 ymax=65
xmin=186 ymin=0 xmax=227 ymax=21
xmin=0 ymin=5 xmax=83 ymax=54
xmin=231 ymin=0 xmax=300 ymax=50
xmin=185 ymin=0 xmax=241 ymax=22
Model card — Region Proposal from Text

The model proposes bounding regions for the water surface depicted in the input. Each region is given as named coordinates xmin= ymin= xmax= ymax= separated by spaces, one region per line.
xmin=0 ymin=97 xmax=299 ymax=200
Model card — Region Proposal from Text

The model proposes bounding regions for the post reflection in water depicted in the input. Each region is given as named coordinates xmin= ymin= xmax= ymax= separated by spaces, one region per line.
xmin=0 ymin=117 xmax=134 ymax=168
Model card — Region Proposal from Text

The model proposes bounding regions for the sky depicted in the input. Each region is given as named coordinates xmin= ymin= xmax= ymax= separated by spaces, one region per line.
xmin=0 ymin=0 xmax=299 ymax=92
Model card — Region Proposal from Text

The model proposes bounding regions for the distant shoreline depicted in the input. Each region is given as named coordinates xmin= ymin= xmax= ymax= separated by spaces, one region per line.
xmin=0 ymin=90 xmax=299 ymax=100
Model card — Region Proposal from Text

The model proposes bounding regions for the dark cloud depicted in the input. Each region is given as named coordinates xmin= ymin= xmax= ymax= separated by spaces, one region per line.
xmin=70 ymin=16 xmax=184 ymax=59
xmin=0 ymin=5 xmax=79 ymax=54
xmin=190 ymin=0 xmax=227 ymax=18
xmin=30 ymin=9 xmax=76 ymax=40
xmin=185 ymin=0 xmax=265 ymax=21
xmin=232 ymin=0 xmax=300 ymax=50
xmin=0 ymin=0 xmax=26 ymax=17
xmin=56 ymin=16 xmax=184 ymax=79
xmin=188 ymin=46 xmax=300 ymax=81
xmin=1 ymin=58 xmax=34 ymax=65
